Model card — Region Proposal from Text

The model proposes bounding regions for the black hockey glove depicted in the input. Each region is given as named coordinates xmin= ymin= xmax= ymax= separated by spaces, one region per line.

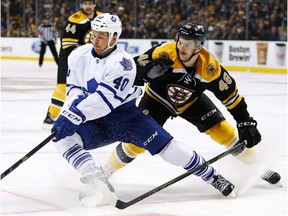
xmin=146 ymin=57 xmax=174 ymax=80
xmin=153 ymin=57 xmax=174 ymax=68
xmin=237 ymin=117 xmax=261 ymax=148
xmin=136 ymin=57 xmax=174 ymax=83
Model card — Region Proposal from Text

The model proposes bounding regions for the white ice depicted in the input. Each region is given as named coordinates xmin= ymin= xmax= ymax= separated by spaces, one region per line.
xmin=1 ymin=59 xmax=287 ymax=216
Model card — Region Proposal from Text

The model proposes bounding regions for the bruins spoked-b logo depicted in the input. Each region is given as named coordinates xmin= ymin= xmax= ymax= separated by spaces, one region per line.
xmin=167 ymin=85 xmax=193 ymax=104
xmin=84 ymin=30 xmax=93 ymax=44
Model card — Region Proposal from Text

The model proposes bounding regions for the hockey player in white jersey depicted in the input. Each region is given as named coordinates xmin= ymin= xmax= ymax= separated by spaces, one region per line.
xmin=51 ymin=13 xmax=239 ymax=206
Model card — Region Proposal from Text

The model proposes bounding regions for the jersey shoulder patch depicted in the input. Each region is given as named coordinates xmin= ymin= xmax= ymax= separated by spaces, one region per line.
xmin=196 ymin=48 xmax=221 ymax=81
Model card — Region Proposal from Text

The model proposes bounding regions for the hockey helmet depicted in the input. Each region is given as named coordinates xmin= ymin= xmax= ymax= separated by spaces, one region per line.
xmin=176 ymin=23 xmax=207 ymax=45
xmin=91 ymin=13 xmax=122 ymax=40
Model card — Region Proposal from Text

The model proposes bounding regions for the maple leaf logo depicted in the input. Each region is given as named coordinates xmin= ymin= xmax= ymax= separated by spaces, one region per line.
xmin=119 ymin=57 xmax=133 ymax=71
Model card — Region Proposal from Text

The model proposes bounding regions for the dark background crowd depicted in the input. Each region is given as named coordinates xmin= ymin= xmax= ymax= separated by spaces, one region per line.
xmin=1 ymin=0 xmax=287 ymax=41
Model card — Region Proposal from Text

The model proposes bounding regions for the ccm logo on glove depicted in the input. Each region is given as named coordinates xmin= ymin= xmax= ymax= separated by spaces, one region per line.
xmin=237 ymin=121 xmax=257 ymax=127
xmin=62 ymin=109 xmax=82 ymax=125
xmin=51 ymin=105 xmax=86 ymax=142
xmin=237 ymin=117 xmax=261 ymax=148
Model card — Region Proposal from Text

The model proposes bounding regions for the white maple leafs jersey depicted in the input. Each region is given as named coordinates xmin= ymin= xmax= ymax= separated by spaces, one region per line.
xmin=66 ymin=44 xmax=142 ymax=121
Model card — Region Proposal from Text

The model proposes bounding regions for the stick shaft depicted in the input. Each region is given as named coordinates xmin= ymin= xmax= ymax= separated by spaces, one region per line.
xmin=1 ymin=132 xmax=56 ymax=180
xmin=115 ymin=141 xmax=246 ymax=209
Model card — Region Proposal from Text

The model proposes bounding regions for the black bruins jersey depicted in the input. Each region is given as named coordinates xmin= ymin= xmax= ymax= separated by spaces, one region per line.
xmin=61 ymin=10 xmax=102 ymax=49
xmin=57 ymin=10 xmax=102 ymax=84
xmin=135 ymin=42 xmax=250 ymax=123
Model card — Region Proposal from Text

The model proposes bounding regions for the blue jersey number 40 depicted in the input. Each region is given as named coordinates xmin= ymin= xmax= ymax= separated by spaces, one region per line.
xmin=113 ymin=76 xmax=129 ymax=91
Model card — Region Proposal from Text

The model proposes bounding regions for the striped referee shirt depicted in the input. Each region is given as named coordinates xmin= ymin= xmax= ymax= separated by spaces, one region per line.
xmin=37 ymin=24 xmax=58 ymax=42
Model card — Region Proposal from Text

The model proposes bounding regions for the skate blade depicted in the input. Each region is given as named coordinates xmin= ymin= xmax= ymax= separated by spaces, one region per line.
xmin=229 ymin=190 xmax=237 ymax=198
xmin=79 ymin=181 xmax=117 ymax=207
xmin=271 ymin=182 xmax=283 ymax=188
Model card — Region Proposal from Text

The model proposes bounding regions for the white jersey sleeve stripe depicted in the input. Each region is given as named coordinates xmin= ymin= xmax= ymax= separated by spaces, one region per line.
xmin=99 ymin=82 xmax=126 ymax=102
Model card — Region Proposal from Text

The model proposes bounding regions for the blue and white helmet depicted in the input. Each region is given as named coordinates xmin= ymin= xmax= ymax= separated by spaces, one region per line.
xmin=91 ymin=13 xmax=122 ymax=41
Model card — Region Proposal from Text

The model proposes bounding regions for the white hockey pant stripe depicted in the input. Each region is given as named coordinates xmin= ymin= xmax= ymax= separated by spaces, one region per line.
xmin=54 ymin=133 xmax=98 ymax=176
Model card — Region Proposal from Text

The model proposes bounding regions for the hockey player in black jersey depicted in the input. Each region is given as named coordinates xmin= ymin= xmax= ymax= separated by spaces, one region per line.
xmin=43 ymin=0 xmax=102 ymax=128
xmin=105 ymin=23 xmax=281 ymax=186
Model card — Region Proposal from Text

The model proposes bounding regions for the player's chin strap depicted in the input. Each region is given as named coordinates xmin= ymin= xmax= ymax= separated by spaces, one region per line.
xmin=101 ymin=37 xmax=118 ymax=53
xmin=183 ymin=49 xmax=201 ymax=62
xmin=112 ymin=140 xmax=247 ymax=209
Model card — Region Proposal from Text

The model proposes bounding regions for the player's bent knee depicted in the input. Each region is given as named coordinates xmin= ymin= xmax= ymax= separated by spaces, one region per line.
xmin=205 ymin=120 xmax=237 ymax=147
xmin=159 ymin=139 xmax=193 ymax=167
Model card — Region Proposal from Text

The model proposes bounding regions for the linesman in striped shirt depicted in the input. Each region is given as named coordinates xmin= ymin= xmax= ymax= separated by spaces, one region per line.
xmin=37 ymin=16 xmax=59 ymax=67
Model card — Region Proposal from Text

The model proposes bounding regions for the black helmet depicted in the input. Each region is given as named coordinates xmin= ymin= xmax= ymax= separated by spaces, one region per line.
xmin=177 ymin=23 xmax=207 ymax=44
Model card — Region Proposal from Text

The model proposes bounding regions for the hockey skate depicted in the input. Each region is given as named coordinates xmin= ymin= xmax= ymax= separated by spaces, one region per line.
xmin=42 ymin=111 xmax=56 ymax=130
xmin=79 ymin=166 xmax=117 ymax=207
xmin=261 ymin=170 xmax=282 ymax=186
xmin=211 ymin=174 xmax=235 ymax=197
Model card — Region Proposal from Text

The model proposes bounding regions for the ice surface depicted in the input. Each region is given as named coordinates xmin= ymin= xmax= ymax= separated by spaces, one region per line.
xmin=1 ymin=60 xmax=287 ymax=216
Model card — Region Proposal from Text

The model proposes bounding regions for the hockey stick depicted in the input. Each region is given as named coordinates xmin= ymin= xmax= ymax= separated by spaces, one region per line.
xmin=1 ymin=132 xmax=56 ymax=180
xmin=115 ymin=140 xmax=247 ymax=209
